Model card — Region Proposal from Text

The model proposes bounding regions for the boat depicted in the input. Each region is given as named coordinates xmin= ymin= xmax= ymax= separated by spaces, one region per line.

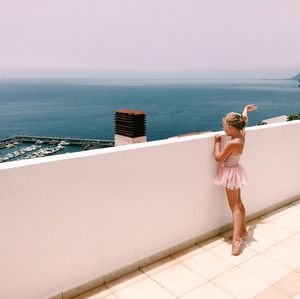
xmin=59 ymin=140 xmax=70 ymax=146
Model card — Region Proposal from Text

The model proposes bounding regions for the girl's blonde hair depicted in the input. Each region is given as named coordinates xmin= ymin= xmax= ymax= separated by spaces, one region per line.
xmin=223 ymin=112 xmax=248 ymax=130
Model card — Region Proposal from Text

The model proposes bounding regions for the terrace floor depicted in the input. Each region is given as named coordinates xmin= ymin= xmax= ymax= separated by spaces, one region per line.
xmin=74 ymin=199 xmax=300 ymax=299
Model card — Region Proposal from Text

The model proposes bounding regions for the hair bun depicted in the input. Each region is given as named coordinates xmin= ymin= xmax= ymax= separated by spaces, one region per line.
xmin=241 ymin=115 xmax=248 ymax=122
xmin=224 ymin=112 xmax=248 ymax=130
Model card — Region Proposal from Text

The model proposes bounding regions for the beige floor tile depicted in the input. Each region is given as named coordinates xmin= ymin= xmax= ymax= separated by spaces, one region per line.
xmin=208 ymin=240 xmax=257 ymax=265
xmin=287 ymin=206 xmax=300 ymax=216
xmin=105 ymin=270 xmax=148 ymax=291
xmin=221 ymin=228 xmax=253 ymax=241
xmin=170 ymin=245 xmax=205 ymax=262
xmin=247 ymin=217 xmax=268 ymax=226
xmin=181 ymin=250 xmax=233 ymax=280
xmin=211 ymin=267 xmax=269 ymax=299
xmin=238 ymin=254 xmax=292 ymax=284
xmin=141 ymin=257 xmax=178 ymax=276
xmin=179 ymin=281 xmax=235 ymax=299
xmin=253 ymin=286 xmax=290 ymax=299
xmin=238 ymin=223 xmax=267 ymax=241
xmin=272 ymin=270 xmax=300 ymax=296
xmin=198 ymin=236 xmax=225 ymax=250
xmin=291 ymin=292 xmax=300 ymax=299
xmin=243 ymin=230 xmax=279 ymax=252
xmin=104 ymin=295 xmax=119 ymax=299
xmin=74 ymin=202 xmax=300 ymax=299
xmin=283 ymin=233 xmax=300 ymax=251
xmin=150 ymin=263 xmax=206 ymax=297
xmin=73 ymin=285 xmax=112 ymax=299
xmin=271 ymin=213 xmax=300 ymax=231
xmin=262 ymin=243 xmax=300 ymax=269
xmin=260 ymin=206 xmax=294 ymax=221
xmin=282 ymin=204 xmax=299 ymax=213
xmin=113 ymin=277 xmax=175 ymax=299
xmin=291 ymin=199 xmax=300 ymax=207
xmin=253 ymin=222 xmax=295 ymax=241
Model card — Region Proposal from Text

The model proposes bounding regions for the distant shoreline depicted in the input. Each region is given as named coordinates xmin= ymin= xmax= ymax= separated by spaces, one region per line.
xmin=0 ymin=77 xmax=297 ymax=82
xmin=0 ymin=68 xmax=299 ymax=81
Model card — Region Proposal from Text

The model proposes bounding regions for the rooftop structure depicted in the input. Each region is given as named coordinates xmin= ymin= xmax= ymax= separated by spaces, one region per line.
xmin=114 ymin=109 xmax=147 ymax=146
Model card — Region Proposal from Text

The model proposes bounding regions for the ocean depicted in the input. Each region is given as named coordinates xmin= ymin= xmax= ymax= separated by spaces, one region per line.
xmin=0 ymin=78 xmax=299 ymax=141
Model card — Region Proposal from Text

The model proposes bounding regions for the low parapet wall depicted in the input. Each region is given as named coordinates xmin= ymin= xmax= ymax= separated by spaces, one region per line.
xmin=0 ymin=121 xmax=299 ymax=299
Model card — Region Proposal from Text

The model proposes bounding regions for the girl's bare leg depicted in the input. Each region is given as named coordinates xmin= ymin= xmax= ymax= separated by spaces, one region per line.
xmin=226 ymin=188 xmax=243 ymax=255
xmin=238 ymin=189 xmax=248 ymax=237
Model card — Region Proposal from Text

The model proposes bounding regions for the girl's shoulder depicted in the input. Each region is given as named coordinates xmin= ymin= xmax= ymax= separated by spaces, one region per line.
xmin=224 ymin=139 xmax=241 ymax=151
xmin=227 ymin=137 xmax=244 ymax=152
xmin=228 ymin=137 xmax=244 ymax=146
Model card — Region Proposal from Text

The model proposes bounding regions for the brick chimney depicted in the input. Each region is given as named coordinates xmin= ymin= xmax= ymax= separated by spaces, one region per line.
xmin=114 ymin=109 xmax=147 ymax=146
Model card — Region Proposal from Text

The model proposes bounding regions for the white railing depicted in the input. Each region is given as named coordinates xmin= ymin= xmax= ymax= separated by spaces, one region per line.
xmin=1 ymin=120 xmax=299 ymax=299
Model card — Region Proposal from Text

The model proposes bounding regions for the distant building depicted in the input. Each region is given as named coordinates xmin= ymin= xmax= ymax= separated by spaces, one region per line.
xmin=262 ymin=115 xmax=288 ymax=124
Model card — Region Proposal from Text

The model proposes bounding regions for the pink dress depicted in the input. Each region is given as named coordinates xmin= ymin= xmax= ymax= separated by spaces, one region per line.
xmin=214 ymin=155 xmax=247 ymax=190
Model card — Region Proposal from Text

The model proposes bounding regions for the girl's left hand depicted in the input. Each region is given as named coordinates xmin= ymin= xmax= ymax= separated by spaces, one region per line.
xmin=215 ymin=134 xmax=222 ymax=143
xmin=246 ymin=104 xmax=257 ymax=112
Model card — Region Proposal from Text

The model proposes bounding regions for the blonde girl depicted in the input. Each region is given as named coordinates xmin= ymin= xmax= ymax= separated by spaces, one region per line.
xmin=214 ymin=104 xmax=257 ymax=255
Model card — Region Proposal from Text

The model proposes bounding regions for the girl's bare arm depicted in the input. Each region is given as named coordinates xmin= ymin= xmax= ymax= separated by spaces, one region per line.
xmin=242 ymin=104 xmax=257 ymax=120
xmin=214 ymin=135 xmax=239 ymax=162
xmin=241 ymin=104 xmax=257 ymax=136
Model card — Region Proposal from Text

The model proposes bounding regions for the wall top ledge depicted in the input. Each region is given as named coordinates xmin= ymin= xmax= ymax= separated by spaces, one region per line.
xmin=0 ymin=120 xmax=299 ymax=170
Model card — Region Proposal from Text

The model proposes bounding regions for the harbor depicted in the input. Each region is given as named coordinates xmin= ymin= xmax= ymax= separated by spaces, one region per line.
xmin=0 ymin=135 xmax=114 ymax=163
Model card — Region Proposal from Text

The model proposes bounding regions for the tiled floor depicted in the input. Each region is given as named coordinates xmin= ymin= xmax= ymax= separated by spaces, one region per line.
xmin=75 ymin=199 xmax=300 ymax=299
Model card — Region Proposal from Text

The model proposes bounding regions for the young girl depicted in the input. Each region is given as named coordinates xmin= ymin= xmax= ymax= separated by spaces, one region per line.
xmin=214 ymin=104 xmax=257 ymax=256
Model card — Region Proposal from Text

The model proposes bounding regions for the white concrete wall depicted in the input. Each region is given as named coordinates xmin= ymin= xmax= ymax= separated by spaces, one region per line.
xmin=263 ymin=115 xmax=288 ymax=124
xmin=0 ymin=120 xmax=299 ymax=299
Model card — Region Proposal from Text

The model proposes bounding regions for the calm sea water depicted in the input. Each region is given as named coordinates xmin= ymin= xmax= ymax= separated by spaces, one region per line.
xmin=0 ymin=78 xmax=299 ymax=141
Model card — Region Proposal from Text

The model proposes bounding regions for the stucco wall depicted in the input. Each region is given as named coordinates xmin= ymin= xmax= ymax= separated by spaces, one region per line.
xmin=0 ymin=120 xmax=299 ymax=299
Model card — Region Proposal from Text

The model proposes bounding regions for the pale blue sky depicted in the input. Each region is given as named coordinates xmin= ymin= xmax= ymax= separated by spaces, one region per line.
xmin=0 ymin=0 xmax=299 ymax=77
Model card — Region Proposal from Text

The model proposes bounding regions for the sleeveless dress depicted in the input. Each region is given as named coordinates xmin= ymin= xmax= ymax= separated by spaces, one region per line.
xmin=214 ymin=155 xmax=247 ymax=190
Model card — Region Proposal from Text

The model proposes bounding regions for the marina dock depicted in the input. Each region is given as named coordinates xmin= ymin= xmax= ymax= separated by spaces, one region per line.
xmin=0 ymin=135 xmax=114 ymax=163
xmin=0 ymin=135 xmax=114 ymax=148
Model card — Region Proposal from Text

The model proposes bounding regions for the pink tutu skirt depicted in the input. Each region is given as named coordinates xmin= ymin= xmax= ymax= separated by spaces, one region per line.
xmin=215 ymin=163 xmax=247 ymax=190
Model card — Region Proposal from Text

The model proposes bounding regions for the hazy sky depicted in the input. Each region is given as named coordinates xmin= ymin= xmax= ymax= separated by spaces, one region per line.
xmin=0 ymin=0 xmax=300 ymax=76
